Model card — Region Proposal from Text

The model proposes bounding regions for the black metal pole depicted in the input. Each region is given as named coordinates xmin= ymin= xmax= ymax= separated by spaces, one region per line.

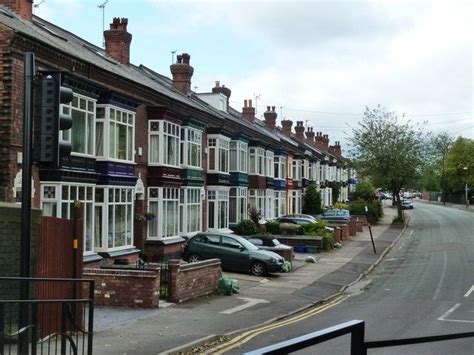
xmin=365 ymin=206 xmax=376 ymax=254
xmin=19 ymin=52 xmax=35 ymax=355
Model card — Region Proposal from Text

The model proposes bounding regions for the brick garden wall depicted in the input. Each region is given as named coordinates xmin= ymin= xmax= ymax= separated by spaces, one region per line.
xmin=83 ymin=268 xmax=161 ymax=308
xmin=169 ymin=259 xmax=221 ymax=304
xmin=0 ymin=202 xmax=41 ymax=298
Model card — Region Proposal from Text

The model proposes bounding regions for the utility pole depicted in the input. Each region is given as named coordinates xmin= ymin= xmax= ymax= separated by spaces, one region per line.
xmin=464 ymin=166 xmax=469 ymax=208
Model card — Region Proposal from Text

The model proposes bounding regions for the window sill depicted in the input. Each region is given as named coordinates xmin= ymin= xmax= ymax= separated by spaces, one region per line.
xmin=145 ymin=236 xmax=186 ymax=245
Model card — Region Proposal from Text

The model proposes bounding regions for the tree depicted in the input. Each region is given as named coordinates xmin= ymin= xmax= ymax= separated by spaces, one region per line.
xmin=302 ymin=186 xmax=323 ymax=215
xmin=350 ymin=179 xmax=375 ymax=202
xmin=349 ymin=105 xmax=426 ymax=220
xmin=430 ymin=132 xmax=454 ymax=204
xmin=445 ymin=137 xmax=474 ymax=193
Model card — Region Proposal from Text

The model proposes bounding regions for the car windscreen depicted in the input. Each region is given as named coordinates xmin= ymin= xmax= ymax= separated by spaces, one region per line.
xmin=239 ymin=237 xmax=259 ymax=251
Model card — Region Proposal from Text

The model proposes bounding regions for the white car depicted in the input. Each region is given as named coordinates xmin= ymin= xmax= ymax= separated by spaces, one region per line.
xmin=402 ymin=199 xmax=414 ymax=209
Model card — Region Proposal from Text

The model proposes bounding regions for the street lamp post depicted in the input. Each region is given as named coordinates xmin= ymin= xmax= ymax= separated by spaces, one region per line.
xmin=463 ymin=166 xmax=469 ymax=208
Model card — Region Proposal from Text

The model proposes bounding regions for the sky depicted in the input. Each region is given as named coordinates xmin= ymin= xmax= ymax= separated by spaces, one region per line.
xmin=34 ymin=0 xmax=473 ymax=149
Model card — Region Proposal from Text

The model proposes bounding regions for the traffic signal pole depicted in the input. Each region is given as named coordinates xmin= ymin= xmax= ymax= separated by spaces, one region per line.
xmin=19 ymin=52 xmax=35 ymax=355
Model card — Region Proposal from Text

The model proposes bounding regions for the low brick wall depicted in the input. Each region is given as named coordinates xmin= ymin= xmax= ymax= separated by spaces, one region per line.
xmin=272 ymin=236 xmax=324 ymax=249
xmin=84 ymin=268 xmax=160 ymax=308
xmin=340 ymin=225 xmax=349 ymax=240
xmin=169 ymin=259 xmax=222 ymax=303
xmin=349 ymin=218 xmax=357 ymax=236
xmin=356 ymin=221 xmax=364 ymax=232
xmin=353 ymin=215 xmax=368 ymax=226
xmin=270 ymin=248 xmax=294 ymax=261
xmin=334 ymin=228 xmax=342 ymax=243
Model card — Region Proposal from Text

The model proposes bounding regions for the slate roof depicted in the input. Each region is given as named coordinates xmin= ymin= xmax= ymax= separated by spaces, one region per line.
xmin=0 ymin=5 xmax=342 ymax=162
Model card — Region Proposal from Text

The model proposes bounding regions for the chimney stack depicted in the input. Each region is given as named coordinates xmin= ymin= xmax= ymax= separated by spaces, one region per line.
xmin=331 ymin=141 xmax=342 ymax=157
xmin=104 ymin=17 xmax=132 ymax=65
xmin=242 ymin=99 xmax=256 ymax=122
xmin=281 ymin=119 xmax=293 ymax=137
xmin=170 ymin=53 xmax=194 ymax=94
xmin=263 ymin=106 xmax=277 ymax=131
xmin=305 ymin=127 xmax=315 ymax=144
xmin=322 ymin=134 xmax=330 ymax=149
xmin=315 ymin=132 xmax=325 ymax=150
xmin=212 ymin=81 xmax=231 ymax=108
xmin=1 ymin=0 xmax=32 ymax=20
xmin=295 ymin=121 xmax=305 ymax=141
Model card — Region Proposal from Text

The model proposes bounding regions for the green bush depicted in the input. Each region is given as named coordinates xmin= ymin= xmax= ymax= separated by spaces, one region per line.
xmin=334 ymin=202 xmax=349 ymax=210
xmin=279 ymin=223 xmax=300 ymax=235
xmin=322 ymin=234 xmax=335 ymax=251
xmin=350 ymin=180 xmax=375 ymax=202
xmin=302 ymin=186 xmax=323 ymax=215
xmin=237 ymin=219 xmax=258 ymax=235
xmin=299 ymin=221 xmax=331 ymax=237
xmin=265 ymin=221 xmax=280 ymax=235
xmin=349 ymin=199 xmax=383 ymax=222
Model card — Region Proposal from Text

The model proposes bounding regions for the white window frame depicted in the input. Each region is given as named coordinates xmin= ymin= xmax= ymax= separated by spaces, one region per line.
xmin=291 ymin=190 xmax=302 ymax=214
xmin=180 ymin=127 xmax=203 ymax=169
xmin=207 ymin=187 xmax=230 ymax=231
xmin=265 ymin=150 xmax=274 ymax=178
xmin=264 ymin=189 xmax=274 ymax=219
xmin=274 ymin=156 xmax=287 ymax=180
xmin=248 ymin=189 xmax=265 ymax=214
xmin=62 ymin=94 xmax=96 ymax=157
xmin=207 ymin=135 xmax=230 ymax=174
xmin=148 ymin=187 xmax=180 ymax=239
xmin=229 ymin=141 xmax=248 ymax=173
xmin=179 ymin=187 xmax=203 ymax=236
xmin=229 ymin=187 xmax=248 ymax=224
xmin=148 ymin=120 xmax=181 ymax=168
xmin=274 ymin=190 xmax=287 ymax=217
xmin=40 ymin=183 xmax=96 ymax=254
xmin=96 ymin=105 xmax=135 ymax=163
xmin=249 ymin=147 xmax=265 ymax=176
xmin=292 ymin=159 xmax=302 ymax=181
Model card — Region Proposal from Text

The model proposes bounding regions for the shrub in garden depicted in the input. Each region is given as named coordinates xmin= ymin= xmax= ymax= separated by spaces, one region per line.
xmin=349 ymin=199 xmax=383 ymax=222
xmin=300 ymin=221 xmax=331 ymax=236
xmin=334 ymin=202 xmax=349 ymax=210
xmin=279 ymin=223 xmax=300 ymax=235
xmin=237 ymin=219 xmax=258 ymax=235
xmin=302 ymin=186 xmax=323 ymax=215
xmin=265 ymin=221 xmax=280 ymax=235
xmin=322 ymin=234 xmax=335 ymax=251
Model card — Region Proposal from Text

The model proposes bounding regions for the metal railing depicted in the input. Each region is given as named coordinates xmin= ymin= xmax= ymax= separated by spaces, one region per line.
xmin=244 ymin=319 xmax=474 ymax=355
xmin=0 ymin=277 xmax=94 ymax=355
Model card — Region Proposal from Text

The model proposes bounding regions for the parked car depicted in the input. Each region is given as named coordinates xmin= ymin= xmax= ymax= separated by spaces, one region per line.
xmin=182 ymin=232 xmax=285 ymax=276
xmin=276 ymin=215 xmax=315 ymax=225
xmin=245 ymin=236 xmax=293 ymax=251
xmin=401 ymin=199 xmax=414 ymax=209
xmin=319 ymin=209 xmax=350 ymax=222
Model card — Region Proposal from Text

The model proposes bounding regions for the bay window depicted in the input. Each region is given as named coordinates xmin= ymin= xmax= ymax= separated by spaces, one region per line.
xmin=248 ymin=189 xmax=265 ymax=213
xmin=62 ymin=94 xmax=95 ymax=156
xmin=96 ymin=105 xmax=135 ymax=162
xmin=274 ymin=156 xmax=287 ymax=180
xmin=274 ymin=191 xmax=287 ymax=217
xmin=148 ymin=187 xmax=180 ymax=239
xmin=265 ymin=151 xmax=274 ymax=178
xmin=229 ymin=141 xmax=248 ymax=173
xmin=229 ymin=187 xmax=248 ymax=224
xmin=208 ymin=135 xmax=230 ymax=174
xmin=292 ymin=160 xmax=302 ymax=181
xmin=179 ymin=187 xmax=202 ymax=235
xmin=249 ymin=147 xmax=265 ymax=175
xmin=265 ymin=189 xmax=274 ymax=219
xmin=290 ymin=190 xmax=302 ymax=214
xmin=208 ymin=188 xmax=229 ymax=230
xmin=149 ymin=120 xmax=180 ymax=167
xmin=40 ymin=183 xmax=95 ymax=253
xmin=181 ymin=127 xmax=202 ymax=168
xmin=102 ymin=187 xmax=134 ymax=249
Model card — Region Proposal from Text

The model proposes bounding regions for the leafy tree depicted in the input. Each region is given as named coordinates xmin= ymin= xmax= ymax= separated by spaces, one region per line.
xmin=430 ymin=132 xmax=454 ymax=204
xmin=445 ymin=137 xmax=474 ymax=193
xmin=350 ymin=179 xmax=375 ymax=202
xmin=302 ymin=186 xmax=323 ymax=214
xmin=349 ymin=105 xmax=426 ymax=220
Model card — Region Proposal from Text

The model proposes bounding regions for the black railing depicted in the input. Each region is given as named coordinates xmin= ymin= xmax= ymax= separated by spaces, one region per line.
xmin=245 ymin=319 xmax=474 ymax=355
xmin=0 ymin=277 xmax=94 ymax=355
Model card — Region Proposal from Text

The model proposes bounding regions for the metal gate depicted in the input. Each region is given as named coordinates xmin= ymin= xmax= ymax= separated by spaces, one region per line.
xmin=159 ymin=262 xmax=171 ymax=301
xmin=0 ymin=277 xmax=94 ymax=355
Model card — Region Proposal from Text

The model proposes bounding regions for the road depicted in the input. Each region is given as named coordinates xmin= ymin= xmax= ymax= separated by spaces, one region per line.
xmin=227 ymin=202 xmax=474 ymax=354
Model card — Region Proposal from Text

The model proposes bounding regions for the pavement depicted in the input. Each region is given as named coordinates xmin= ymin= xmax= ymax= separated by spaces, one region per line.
xmin=93 ymin=202 xmax=408 ymax=354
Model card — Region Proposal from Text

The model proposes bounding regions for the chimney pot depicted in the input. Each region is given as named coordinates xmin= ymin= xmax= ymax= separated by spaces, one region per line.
xmin=244 ymin=100 xmax=248 ymax=108
xmin=249 ymin=99 xmax=253 ymax=107
xmin=242 ymin=98 xmax=256 ymax=122
xmin=267 ymin=106 xmax=271 ymax=111
xmin=271 ymin=106 xmax=275 ymax=111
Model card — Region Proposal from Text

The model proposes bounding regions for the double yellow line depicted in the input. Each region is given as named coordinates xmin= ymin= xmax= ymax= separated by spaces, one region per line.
xmin=210 ymin=295 xmax=349 ymax=354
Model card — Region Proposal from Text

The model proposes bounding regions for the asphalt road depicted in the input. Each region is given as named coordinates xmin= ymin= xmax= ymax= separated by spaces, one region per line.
xmin=235 ymin=202 xmax=474 ymax=354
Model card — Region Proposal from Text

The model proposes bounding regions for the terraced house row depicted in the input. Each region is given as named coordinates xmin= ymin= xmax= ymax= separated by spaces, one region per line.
xmin=0 ymin=0 xmax=356 ymax=263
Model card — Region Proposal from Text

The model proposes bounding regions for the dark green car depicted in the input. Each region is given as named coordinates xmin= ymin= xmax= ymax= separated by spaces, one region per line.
xmin=182 ymin=232 xmax=285 ymax=276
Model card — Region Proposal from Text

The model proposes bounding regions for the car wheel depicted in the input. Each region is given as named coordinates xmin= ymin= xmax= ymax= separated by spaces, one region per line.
xmin=188 ymin=254 xmax=202 ymax=263
xmin=250 ymin=262 xmax=266 ymax=276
